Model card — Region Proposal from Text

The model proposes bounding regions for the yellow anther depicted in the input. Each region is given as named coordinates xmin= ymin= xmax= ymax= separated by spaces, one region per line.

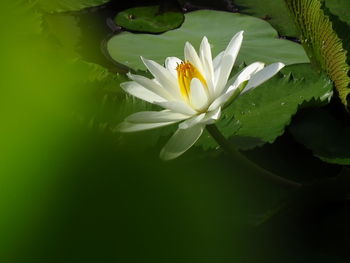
xmin=176 ymin=61 xmax=207 ymax=99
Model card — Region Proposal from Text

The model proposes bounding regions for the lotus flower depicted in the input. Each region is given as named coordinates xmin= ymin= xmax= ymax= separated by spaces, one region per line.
xmin=118 ymin=31 xmax=285 ymax=160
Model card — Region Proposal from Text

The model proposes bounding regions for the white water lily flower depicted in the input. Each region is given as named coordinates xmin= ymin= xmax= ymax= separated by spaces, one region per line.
xmin=118 ymin=31 xmax=285 ymax=160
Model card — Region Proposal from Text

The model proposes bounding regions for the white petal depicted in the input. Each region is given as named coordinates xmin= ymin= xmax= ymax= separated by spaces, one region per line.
xmin=156 ymin=101 xmax=197 ymax=115
xmin=118 ymin=121 xmax=176 ymax=133
xmin=127 ymin=73 xmax=173 ymax=100
xmin=199 ymin=37 xmax=215 ymax=96
xmin=214 ymin=55 xmax=236 ymax=96
xmin=189 ymin=78 xmax=209 ymax=111
xmin=179 ymin=107 xmax=221 ymax=129
xmin=160 ymin=124 xmax=204 ymax=160
xmin=141 ymin=57 xmax=181 ymax=99
xmin=223 ymin=31 xmax=244 ymax=64
xmin=165 ymin=57 xmax=182 ymax=78
xmin=200 ymin=37 xmax=213 ymax=68
xmin=209 ymin=63 xmax=265 ymax=109
xmin=208 ymin=62 xmax=266 ymax=110
xmin=121 ymin=81 xmax=166 ymax=104
xmin=125 ymin=110 xmax=190 ymax=123
xmin=203 ymin=107 xmax=222 ymax=125
xmin=243 ymin=62 xmax=285 ymax=94
xmin=213 ymin=51 xmax=224 ymax=70
xmin=208 ymin=89 xmax=235 ymax=111
xmin=213 ymin=31 xmax=244 ymax=95
xmin=226 ymin=62 xmax=265 ymax=93
xmin=184 ymin=42 xmax=204 ymax=73
xmin=178 ymin=113 xmax=205 ymax=129
xmin=199 ymin=37 xmax=214 ymax=77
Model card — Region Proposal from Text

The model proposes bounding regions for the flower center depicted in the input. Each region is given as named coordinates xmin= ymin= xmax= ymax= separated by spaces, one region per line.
xmin=176 ymin=61 xmax=207 ymax=99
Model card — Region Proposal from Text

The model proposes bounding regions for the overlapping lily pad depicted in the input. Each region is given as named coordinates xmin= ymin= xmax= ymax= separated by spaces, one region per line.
xmin=107 ymin=10 xmax=309 ymax=71
xmin=115 ymin=5 xmax=184 ymax=33
xmin=233 ymin=0 xmax=297 ymax=36
xmin=289 ymin=109 xmax=350 ymax=165
xmin=325 ymin=0 xmax=350 ymax=25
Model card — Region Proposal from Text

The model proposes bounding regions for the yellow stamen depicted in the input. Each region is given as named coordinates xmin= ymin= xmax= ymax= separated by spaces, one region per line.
xmin=176 ymin=61 xmax=207 ymax=99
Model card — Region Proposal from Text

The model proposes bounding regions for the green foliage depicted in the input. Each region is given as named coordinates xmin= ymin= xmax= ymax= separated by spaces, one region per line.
xmin=290 ymin=109 xmax=350 ymax=165
xmin=107 ymin=10 xmax=309 ymax=71
xmin=232 ymin=0 xmax=297 ymax=36
xmin=285 ymin=0 xmax=350 ymax=108
xmin=115 ymin=5 xmax=184 ymax=33
xmin=36 ymin=0 xmax=110 ymax=13
xmin=37 ymin=0 xmax=150 ymax=141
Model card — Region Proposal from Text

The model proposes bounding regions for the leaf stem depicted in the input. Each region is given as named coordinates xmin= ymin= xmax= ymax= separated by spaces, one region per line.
xmin=206 ymin=124 xmax=302 ymax=190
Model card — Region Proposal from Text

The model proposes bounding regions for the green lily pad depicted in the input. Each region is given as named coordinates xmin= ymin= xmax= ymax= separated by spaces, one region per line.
xmin=114 ymin=5 xmax=184 ymax=33
xmin=107 ymin=10 xmax=309 ymax=71
xmin=37 ymin=0 xmax=110 ymax=13
xmin=198 ymin=64 xmax=333 ymax=150
xmin=233 ymin=0 xmax=297 ymax=36
xmin=199 ymin=64 xmax=331 ymax=150
xmin=289 ymin=108 xmax=350 ymax=165
xmin=225 ymin=64 xmax=332 ymax=144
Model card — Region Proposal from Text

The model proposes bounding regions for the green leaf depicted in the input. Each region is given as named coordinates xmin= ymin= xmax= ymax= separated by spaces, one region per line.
xmin=37 ymin=0 xmax=110 ymax=13
xmin=221 ymin=64 xmax=332 ymax=147
xmin=289 ymin=108 xmax=350 ymax=165
xmin=284 ymin=0 xmax=350 ymax=108
xmin=107 ymin=10 xmax=309 ymax=71
xmin=232 ymin=0 xmax=297 ymax=36
xmin=114 ymin=5 xmax=184 ymax=33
